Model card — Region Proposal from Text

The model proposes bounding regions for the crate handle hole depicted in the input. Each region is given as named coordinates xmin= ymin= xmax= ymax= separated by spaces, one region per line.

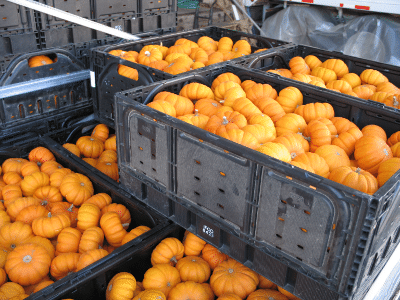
xmin=23 ymin=73 xmax=27 ymax=76
xmin=138 ymin=146 xmax=143 ymax=151
xmin=218 ymin=188 xmax=225 ymax=194
xmin=195 ymin=160 xmax=201 ymax=165
xmin=194 ymin=191 xmax=200 ymax=196
xmin=327 ymin=247 xmax=330 ymax=253
xmin=217 ymin=203 xmax=224 ymax=209
xmin=139 ymin=161 xmax=143 ymax=164
xmin=276 ymin=234 xmax=282 ymax=238
xmin=304 ymin=210 xmax=310 ymax=215
xmin=300 ymin=227 xmax=307 ymax=233
xmin=194 ymin=176 xmax=200 ymax=181
xmin=152 ymin=168 xmax=156 ymax=172
xmin=296 ymin=257 xmax=303 ymax=261
xmin=278 ymin=217 xmax=284 ymax=222
xmin=281 ymin=200 xmax=287 ymax=204
xmin=297 ymin=245 xmax=304 ymax=250
xmin=138 ymin=132 xmax=142 ymax=135
xmin=219 ymin=172 xmax=225 ymax=176
xmin=36 ymin=71 xmax=39 ymax=74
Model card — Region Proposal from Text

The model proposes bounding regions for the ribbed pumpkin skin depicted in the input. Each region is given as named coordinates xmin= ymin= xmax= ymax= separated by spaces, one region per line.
xmin=247 ymin=289 xmax=289 ymax=300
xmin=289 ymin=57 xmax=311 ymax=75
xmin=0 ymin=221 xmax=33 ymax=251
xmin=354 ymin=136 xmax=393 ymax=175
xmin=294 ymin=102 xmax=334 ymax=124
xmin=311 ymin=67 xmax=337 ymax=84
xmin=210 ymin=259 xmax=259 ymax=299
xmin=211 ymin=73 xmax=241 ymax=91
xmin=142 ymin=264 xmax=181 ymax=297
xmin=183 ymin=232 xmax=206 ymax=256
xmin=377 ymin=158 xmax=400 ymax=188
xmin=201 ymin=244 xmax=228 ymax=270
xmin=332 ymin=127 xmax=363 ymax=156
xmin=257 ymin=142 xmax=291 ymax=163
xmin=329 ymin=166 xmax=378 ymax=195
xmin=360 ymin=69 xmax=389 ymax=85
xmin=32 ymin=212 xmax=71 ymax=239
xmin=50 ymin=252 xmax=81 ymax=280
xmin=106 ymin=272 xmax=137 ymax=300
xmin=315 ymin=145 xmax=350 ymax=173
xmin=168 ymin=281 xmax=210 ymax=300
xmin=59 ymin=173 xmax=94 ymax=206
xmin=275 ymin=113 xmax=307 ymax=137
xmin=175 ymin=256 xmax=211 ymax=283
xmin=56 ymin=227 xmax=81 ymax=254
xmin=75 ymin=249 xmax=109 ymax=271
xmin=320 ymin=59 xmax=349 ymax=78
xmin=5 ymin=243 xmax=51 ymax=286
xmin=79 ymin=227 xmax=104 ymax=253
xmin=179 ymin=83 xmax=214 ymax=101
xmin=304 ymin=55 xmax=322 ymax=70
xmin=151 ymin=237 xmax=184 ymax=266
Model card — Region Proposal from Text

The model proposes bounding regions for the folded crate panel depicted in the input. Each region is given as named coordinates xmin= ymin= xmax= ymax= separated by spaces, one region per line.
xmin=0 ymin=49 xmax=92 ymax=138
xmin=114 ymin=64 xmax=400 ymax=300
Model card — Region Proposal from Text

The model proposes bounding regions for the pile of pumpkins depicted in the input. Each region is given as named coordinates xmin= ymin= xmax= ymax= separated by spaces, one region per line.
xmin=146 ymin=72 xmax=400 ymax=195
xmin=108 ymin=36 xmax=267 ymax=79
xmin=62 ymin=124 xmax=119 ymax=182
xmin=106 ymin=231 xmax=300 ymax=300
xmin=267 ymin=56 xmax=400 ymax=108
xmin=0 ymin=146 xmax=150 ymax=299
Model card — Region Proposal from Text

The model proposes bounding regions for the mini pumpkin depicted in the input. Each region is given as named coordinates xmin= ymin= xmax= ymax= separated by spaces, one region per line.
xmin=106 ymin=272 xmax=137 ymax=300
xmin=151 ymin=237 xmax=184 ymax=266
xmin=329 ymin=166 xmax=378 ymax=194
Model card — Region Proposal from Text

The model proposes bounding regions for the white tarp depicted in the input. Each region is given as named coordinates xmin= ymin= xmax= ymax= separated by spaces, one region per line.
xmin=261 ymin=5 xmax=400 ymax=66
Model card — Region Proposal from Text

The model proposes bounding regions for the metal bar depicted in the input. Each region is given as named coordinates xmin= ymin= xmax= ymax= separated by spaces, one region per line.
xmin=229 ymin=0 xmax=268 ymax=36
xmin=5 ymin=0 xmax=141 ymax=40
xmin=0 ymin=70 xmax=90 ymax=98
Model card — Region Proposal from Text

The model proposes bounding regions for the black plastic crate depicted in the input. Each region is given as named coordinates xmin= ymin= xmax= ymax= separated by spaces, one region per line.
xmin=0 ymin=0 xmax=36 ymax=34
xmin=0 ymin=32 xmax=41 ymax=59
xmin=92 ymin=0 xmax=137 ymax=20
xmin=0 ymin=48 xmax=93 ymax=138
xmin=242 ymin=44 xmax=400 ymax=101
xmin=27 ymin=223 xmax=180 ymax=300
xmin=90 ymin=26 xmax=289 ymax=127
xmin=139 ymin=0 xmax=177 ymax=13
xmin=0 ymin=132 xmax=170 ymax=300
xmin=37 ymin=0 xmax=91 ymax=28
xmin=114 ymin=64 xmax=400 ymax=300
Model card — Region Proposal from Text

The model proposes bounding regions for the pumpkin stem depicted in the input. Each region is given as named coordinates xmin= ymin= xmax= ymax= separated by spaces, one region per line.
xmin=67 ymin=204 xmax=74 ymax=212
xmin=228 ymin=268 xmax=234 ymax=274
xmin=23 ymin=255 xmax=32 ymax=263
xmin=145 ymin=51 xmax=151 ymax=57
xmin=48 ymin=212 xmax=52 ymax=218
xmin=222 ymin=116 xmax=229 ymax=125
xmin=355 ymin=167 xmax=361 ymax=174
xmin=41 ymin=200 xmax=48 ymax=206
xmin=194 ymin=109 xmax=199 ymax=117
xmin=212 ymin=102 xmax=217 ymax=107
xmin=393 ymin=96 xmax=399 ymax=107
xmin=170 ymin=256 xmax=178 ymax=264
xmin=291 ymin=152 xmax=297 ymax=159
xmin=122 ymin=223 xmax=130 ymax=229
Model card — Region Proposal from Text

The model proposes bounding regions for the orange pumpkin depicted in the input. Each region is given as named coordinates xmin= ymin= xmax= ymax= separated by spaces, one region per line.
xmin=314 ymin=145 xmax=350 ymax=173
xmin=175 ymin=256 xmax=211 ymax=283
xmin=329 ymin=166 xmax=378 ymax=194
xmin=151 ymin=237 xmax=184 ymax=266
xmin=354 ymin=136 xmax=393 ymax=175
xmin=210 ymin=259 xmax=259 ymax=299
xmin=76 ymin=136 xmax=104 ymax=159
xmin=75 ymin=249 xmax=109 ymax=271
xmin=59 ymin=173 xmax=94 ymax=206
xmin=289 ymin=57 xmax=311 ymax=75
xmin=142 ymin=264 xmax=181 ymax=297
xmin=377 ymin=158 xmax=400 ymax=188
xmin=106 ymin=272 xmax=137 ymax=300
xmin=5 ymin=243 xmax=51 ymax=286
xmin=201 ymin=244 xmax=228 ymax=270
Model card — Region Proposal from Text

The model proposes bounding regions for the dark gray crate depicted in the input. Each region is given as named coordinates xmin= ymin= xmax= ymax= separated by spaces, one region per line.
xmin=114 ymin=64 xmax=400 ymax=300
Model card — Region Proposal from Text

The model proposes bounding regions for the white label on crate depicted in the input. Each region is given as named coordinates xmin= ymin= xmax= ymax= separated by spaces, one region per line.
xmin=90 ymin=71 xmax=96 ymax=88
xmin=202 ymin=225 xmax=214 ymax=238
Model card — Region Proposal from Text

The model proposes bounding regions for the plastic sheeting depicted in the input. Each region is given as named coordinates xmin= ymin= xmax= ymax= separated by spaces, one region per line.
xmin=261 ymin=6 xmax=400 ymax=66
